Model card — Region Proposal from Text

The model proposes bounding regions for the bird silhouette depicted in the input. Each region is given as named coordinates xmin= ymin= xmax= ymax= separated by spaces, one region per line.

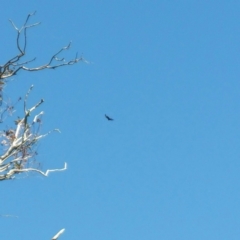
xmin=105 ymin=114 xmax=114 ymax=121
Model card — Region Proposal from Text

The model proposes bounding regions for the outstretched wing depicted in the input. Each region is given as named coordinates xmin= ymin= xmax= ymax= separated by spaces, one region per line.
xmin=105 ymin=114 xmax=114 ymax=121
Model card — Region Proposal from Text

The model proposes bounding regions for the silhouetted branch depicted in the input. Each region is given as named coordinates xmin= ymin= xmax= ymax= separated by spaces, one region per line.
xmin=0 ymin=11 xmax=84 ymax=80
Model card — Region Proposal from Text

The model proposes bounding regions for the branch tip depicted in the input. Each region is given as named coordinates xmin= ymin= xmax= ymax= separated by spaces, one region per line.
xmin=52 ymin=228 xmax=65 ymax=240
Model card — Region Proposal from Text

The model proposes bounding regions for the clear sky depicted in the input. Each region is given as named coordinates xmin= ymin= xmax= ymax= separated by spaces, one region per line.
xmin=1 ymin=1 xmax=240 ymax=239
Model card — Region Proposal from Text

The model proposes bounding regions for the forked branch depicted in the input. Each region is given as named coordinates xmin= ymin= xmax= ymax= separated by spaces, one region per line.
xmin=0 ymin=11 xmax=84 ymax=80
xmin=0 ymin=86 xmax=66 ymax=180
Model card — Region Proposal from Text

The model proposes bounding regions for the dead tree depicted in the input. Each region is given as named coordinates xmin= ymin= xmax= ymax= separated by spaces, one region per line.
xmin=1 ymin=12 xmax=84 ymax=239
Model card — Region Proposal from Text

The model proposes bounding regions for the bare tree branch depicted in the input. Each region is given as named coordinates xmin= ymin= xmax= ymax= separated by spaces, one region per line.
xmin=52 ymin=229 xmax=65 ymax=240
xmin=0 ymin=11 xmax=85 ymax=81
xmin=0 ymin=162 xmax=67 ymax=180
xmin=0 ymin=86 xmax=65 ymax=180
xmin=0 ymin=12 xmax=84 ymax=239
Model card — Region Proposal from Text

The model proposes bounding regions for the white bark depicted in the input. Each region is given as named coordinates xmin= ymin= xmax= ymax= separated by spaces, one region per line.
xmin=52 ymin=229 xmax=65 ymax=240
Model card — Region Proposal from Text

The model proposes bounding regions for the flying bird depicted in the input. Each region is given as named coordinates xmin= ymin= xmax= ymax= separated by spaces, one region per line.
xmin=105 ymin=114 xmax=114 ymax=121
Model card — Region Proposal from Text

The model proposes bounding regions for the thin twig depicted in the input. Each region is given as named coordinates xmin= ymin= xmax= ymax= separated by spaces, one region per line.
xmin=0 ymin=12 xmax=83 ymax=81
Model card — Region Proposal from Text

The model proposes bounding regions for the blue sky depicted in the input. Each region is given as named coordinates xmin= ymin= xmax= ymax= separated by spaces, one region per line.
xmin=1 ymin=1 xmax=240 ymax=239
